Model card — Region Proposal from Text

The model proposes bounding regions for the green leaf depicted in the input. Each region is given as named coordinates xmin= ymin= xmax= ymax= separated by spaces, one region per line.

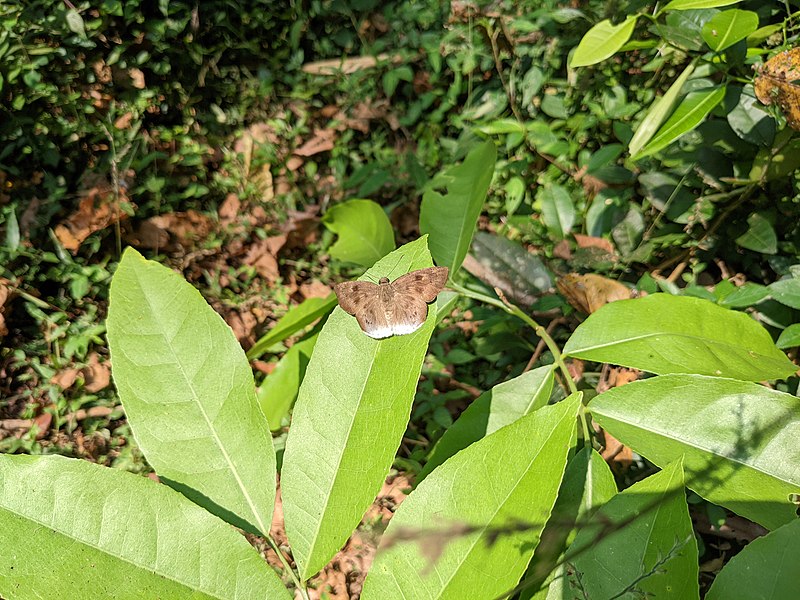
xmin=538 ymin=184 xmax=575 ymax=237
xmin=281 ymin=237 xmax=440 ymax=580
xmin=567 ymin=460 xmax=700 ymax=599
xmin=727 ymin=85 xmax=775 ymax=146
xmin=466 ymin=231 xmax=554 ymax=307
xmin=628 ymin=62 xmax=695 ymax=157
xmin=563 ymin=293 xmax=796 ymax=381
xmin=65 ymin=9 xmax=87 ymax=38
xmin=361 ymin=396 xmax=580 ymax=600
xmin=570 ymin=16 xmax=638 ymax=68
xmin=0 ymin=454 xmax=290 ymax=600
xmin=706 ymin=519 xmax=800 ymax=600
xmin=322 ymin=199 xmax=396 ymax=268
xmin=736 ymin=212 xmax=777 ymax=254
xmin=419 ymin=141 xmax=496 ymax=275
xmin=776 ymin=323 xmax=800 ymax=349
xmin=523 ymin=448 xmax=617 ymax=600
xmin=769 ymin=277 xmax=800 ymax=310
xmin=718 ymin=282 xmax=769 ymax=307
xmin=247 ymin=294 xmax=336 ymax=360
xmin=257 ymin=331 xmax=319 ymax=430
xmin=632 ymin=87 xmax=726 ymax=160
xmin=5 ymin=208 xmax=19 ymax=251
xmin=590 ymin=375 xmax=800 ymax=530
xmin=106 ymin=248 xmax=276 ymax=536
xmin=749 ymin=128 xmax=800 ymax=183
xmin=701 ymin=9 xmax=759 ymax=51
xmin=663 ymin=0 xmax=743 ymax=9
xmin=417 ymin=366 xmax=555 ymax=483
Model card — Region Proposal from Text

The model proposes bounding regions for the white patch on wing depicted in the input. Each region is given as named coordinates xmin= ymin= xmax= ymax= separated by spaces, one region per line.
xmin=392 ymin=321 xmax=423 ymax=335
xmin=364 ymin=325 xmax=394 ymax=339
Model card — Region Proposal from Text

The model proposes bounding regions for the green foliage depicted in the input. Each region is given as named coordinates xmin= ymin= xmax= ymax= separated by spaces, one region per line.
xmin=0 ymin=454 xmax=289 ymax=598
xmin=322 ymin=199 xmax=396 ymax=268
xmin=107 ymin=248 xmax=276 ymax=536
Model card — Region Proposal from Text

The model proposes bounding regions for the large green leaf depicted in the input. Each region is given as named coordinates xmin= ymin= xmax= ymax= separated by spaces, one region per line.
xmin=538 ymin=184 xmax=575 ymax=237
xmin=361 ymin=396 xmax=580 ymax=600
xmin=0 ymin=454 xmax=290 ymax=600
xmin=769 ymin=277 xmax=800 ymax=309
xmin=106 ymin=248 xmax=276 ymax=536
xmin=562 ymin=293 xmax=797 ymax=381
xmin=706 ymin=519 xmax=800 ymax=600
xmin=523 ymin=448 xmax=617 ymax=600
xmin=417 ymin=366 xmax=555 ymax=483
xmin=570 ymin=16 xmax=638 ymax=68
xmin=281 ymin=237 xmax=440 ymax=580
xmin=247 ymin=294 xmax=336 ymax=360
xmin=701 ymin=9 xmax=759 ymax=51
xmin=735 ymin=212 xmax=778 ymax=254
xmin=322 ymin=199 xmax=396 ymax=268
xmin=590 ymin=375 xmax=800 ymax=530
xmin=632 ymin=87 xmax=726 ymax=160
xmin=567 ymin=460 xmax=700 ymax=599
xmin=419 ymin=141 xmax=496 ymax=275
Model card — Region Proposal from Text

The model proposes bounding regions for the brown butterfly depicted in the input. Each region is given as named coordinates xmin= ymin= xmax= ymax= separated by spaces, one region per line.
xmin=334 ymin=266 xmax=449 ymax=339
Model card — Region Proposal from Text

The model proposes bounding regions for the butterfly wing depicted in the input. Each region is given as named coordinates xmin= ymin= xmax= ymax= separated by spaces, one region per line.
xmin=334 ymin=280 xmax=393 ymax=339
xmin=388 ymin=266 xmax=449 ymax=336
xmin=390 ymin=267 xmax=449 ymax=302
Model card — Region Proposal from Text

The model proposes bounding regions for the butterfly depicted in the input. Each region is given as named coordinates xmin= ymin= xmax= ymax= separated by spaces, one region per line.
xmin=334 ymin=266 xmax=449 ymax=339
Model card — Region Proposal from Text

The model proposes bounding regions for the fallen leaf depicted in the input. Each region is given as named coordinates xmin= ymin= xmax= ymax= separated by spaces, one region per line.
xmin=225 ymin=310 xmax=258 ymax=345
xmin=244 ymin=235 xmax=286 ymax=282
xmin=299 ymin=280 xmax=332 ymax=300
xmin=282 ymin=207 xmax=320 ymax=250
xmin=51 ymin=368 xmax=80 ymax=390
xmin=0 ymin=278 xmax=12 ymax=338
xmin=557 ymin=273 xmax=632 ymax=314
xmin=114 ymin=112 xmax=134 ymax=129
xmin=32 ymin=412 xmax=52 ymax=440
xmin=133 ymin=210 xmax=214 ymax=251
xmin=54 ymin=181 xmax=129 ymax=253
xmin=83 ymin=352 xmax=110 ymax=393
xmin=294 ymin=128 xmax=336 ymax=157
xmin=302 ymin=53 xmax=398 ymax=75
xmin=128 ymin=67 xmax=146 ymax=89
xmin=755 ymin=48 xmax=800 ymax=130
xmin=574 ymin=234 xmax=616 ymax=255
xmin=218 ymin=193 xmax=241 ymax=226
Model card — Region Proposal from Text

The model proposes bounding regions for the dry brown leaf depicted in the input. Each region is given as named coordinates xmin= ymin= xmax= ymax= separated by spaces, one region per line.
xmin=114 ymin=112 xmax=134 ymax=130
xmin=139 ymin=210 xmax=213 ymax=251
xmin=50 ymin=368 xmax=80 ymax=390
xmin=286 ymin=156 xmax=304 ymax=172
xmin=32 ymin=412 xmax=52 ymax=440
xmin=302 ymin=53 xmax=397 ymax=75
xmin=54 ymin=183 xmax=129 ymax=253
xmin=83 ymin=353 xmax=110 ymax=393
xmin=299 ymin=280 xmax=332 ymax=300
xmin=294 ymin=128 xmax=336 ymax=157
xmin=128 ymin=67 xmax=146 ymax=89
xmin=755 ymin=48 xmax=800 ymax=130
xmin=225 ymin=310 xmax=258 ymax=344
xmin=0 ymin=278 xmax=11 ymax=338
xmin=218 ymin=193 xmax=241 ymax=226
xmin=574 ymin=234 xmax=615 ymax=255
xmin=282 ymin=207 xmax=320 ymax=250
xmin=557 ymin=273 xmax=632 ymax=314
xmin=244 ymin=236 xmax=286 ymax=282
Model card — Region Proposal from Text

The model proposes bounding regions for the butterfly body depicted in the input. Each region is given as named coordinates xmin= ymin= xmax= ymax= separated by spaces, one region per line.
xmin=334 ymin=267 xmax=448 ymax=339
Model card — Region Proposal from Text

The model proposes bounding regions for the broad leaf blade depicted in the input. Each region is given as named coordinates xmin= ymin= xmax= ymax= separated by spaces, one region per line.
xmin=361 ymin=396 xmax=580 ymax=600
xmin=107 ymin=247 xmax=276 ymax=536
xmin=562 ymin=293 xmax=797 ymax=381
xmin=570 ymin=16 xmax=638 ymax=68
xmin=322 ymin=198 xmax=396 ymax=268
xmin=701 ymin=9 xmax=759 ymax=52
xmin=707 ymin=519 xmax=800 ymax=600
xmin=417 ymin=365 xmax=555 ymax=483
xmin=632 ymin=87 xmax=726 ymax=160
xmin=663 ymin=0 xmax=742 ymax=10
xmin=590 ymin=375 xmax=800 ymax=529
xmin=281 ymin=237 xmax=439 ymax=580
xmin=247 ymin=294 xmax=336 ymax=359
xmin=0 ymin=454 xmax=290 ymax=600
xmin=419 ymin=141 xmax=496 ymax=275
xmin=523 ymin=448 xmax=617 ymax=600
xmin=568 ymin=460 xmax=700 ymax=599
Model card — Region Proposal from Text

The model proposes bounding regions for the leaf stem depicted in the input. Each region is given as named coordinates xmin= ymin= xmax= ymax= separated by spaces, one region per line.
xmin=265 ymin=535 xmax=308 ymax=600
xmin=449 ymin=281 xmax=594 ymax=446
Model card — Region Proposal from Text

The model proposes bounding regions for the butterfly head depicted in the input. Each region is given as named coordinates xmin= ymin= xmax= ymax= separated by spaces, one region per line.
xmin=378 ymin=277 xmax=390 ymax=285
